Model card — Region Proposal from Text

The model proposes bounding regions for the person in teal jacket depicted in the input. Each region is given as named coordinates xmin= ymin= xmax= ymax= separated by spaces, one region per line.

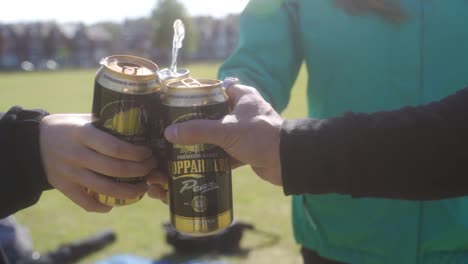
xmin=217 ymin=0 xmax=468 ymax=263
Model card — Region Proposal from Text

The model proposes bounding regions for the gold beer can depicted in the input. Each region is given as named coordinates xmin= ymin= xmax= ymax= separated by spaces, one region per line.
xmin=154 ymin=67 xmax=190 ymax=171
xmin=158 ymin=68 xmax=190 ymax=88
xmin=153 ymin=67 xmax=190 ymax=203
xmin=162 ymin=78 xmax=233 ymax=236
xmin=90 ymin=55 xmax=162 ymax=206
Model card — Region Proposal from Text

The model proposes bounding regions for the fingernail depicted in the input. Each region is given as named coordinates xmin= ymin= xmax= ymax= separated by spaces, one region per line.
xmin=165 ymin=126 xmax=177 ymax=142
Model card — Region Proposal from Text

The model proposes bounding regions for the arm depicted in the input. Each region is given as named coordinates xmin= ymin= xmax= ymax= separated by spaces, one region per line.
xmin=282 ymin=87 xmax=468 ymax=200
xmin=218 ymin=0 xmax=303 ymax=112
xmin=158 ymin=84 xmax=468 ymax=201
xmin=0 ymin=107 xmax=157 ymax=217
xmin=0 ymin=106 xmax=51 ymax=218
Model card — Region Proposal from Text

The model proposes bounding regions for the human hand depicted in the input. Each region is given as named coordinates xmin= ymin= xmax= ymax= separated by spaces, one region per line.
xmin=147 ymin=169 xmax=168 ymax=203
xmin=39 ymin=114 xmax=157 ymax=212
xmin=161 ymin=84 xmax=284 ymax=186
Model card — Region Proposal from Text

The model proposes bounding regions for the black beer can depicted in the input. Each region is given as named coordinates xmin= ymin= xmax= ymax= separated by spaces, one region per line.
xmin=162 ymin=78 xmax=233 ymax=235
xmin=155 ymin=68 xmax=190 ymax=165
xmin=158 ymin=68 xmax=190 ymax=88
xmin=153 ymin=67 xmax=190 ymax=202
xmin=90 ymin=55 xmax=162 ymax=206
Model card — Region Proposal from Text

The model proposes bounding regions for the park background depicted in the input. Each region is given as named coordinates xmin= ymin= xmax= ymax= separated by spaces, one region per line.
xmin=0 ymin=0 xmax=309 ymax=263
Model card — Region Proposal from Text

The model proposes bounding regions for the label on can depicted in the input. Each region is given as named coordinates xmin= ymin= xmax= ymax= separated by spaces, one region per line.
xmin=92 ymin=79 xmax=160 ymax=145
xmin=164 ymin=102 xmax=233 ymax=233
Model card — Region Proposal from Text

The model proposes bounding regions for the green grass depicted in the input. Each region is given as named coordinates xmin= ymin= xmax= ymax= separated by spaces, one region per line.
xmin=0 ymin=63 xmax=308 ymax=264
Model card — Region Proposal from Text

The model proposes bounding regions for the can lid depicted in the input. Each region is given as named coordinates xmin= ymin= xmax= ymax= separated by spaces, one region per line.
xmin=158 ymin=68 xmax=190 ymax=80
xmin=100 ymin=55 xmax=159 ymax=77
xmin=167 ymin=78 xmax=222 ymax=90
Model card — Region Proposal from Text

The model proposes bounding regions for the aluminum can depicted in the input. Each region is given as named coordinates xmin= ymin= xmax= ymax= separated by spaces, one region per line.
xmin=153 ymin=67 xmax=190 ymax=202
xmin=162 ymin=78 xmax=233 ymax=235
xmin=90 ymin=55 xmax=162 ymax=206
xmin=158 ymin=68 xmax=190 ymax=88
xmin=155 ymin=68 xmax=190 ymax=166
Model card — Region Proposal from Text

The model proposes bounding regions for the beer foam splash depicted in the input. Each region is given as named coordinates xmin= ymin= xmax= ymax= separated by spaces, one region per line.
xmin=170 ymin=19 xmax=185 ymax=75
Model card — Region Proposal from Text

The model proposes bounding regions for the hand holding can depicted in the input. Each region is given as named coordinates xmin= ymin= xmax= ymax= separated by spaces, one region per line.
xmin=162 ymin=78 xmax=233 ymax=236
xmin=40 ymin=114 xmax=156 ymax=212
xmin=90 ymin=55 xmax=162 ymax=206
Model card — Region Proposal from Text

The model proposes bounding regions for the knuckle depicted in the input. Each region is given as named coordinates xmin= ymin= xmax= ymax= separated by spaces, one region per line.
xmin=220 ymin=123 xmax=236 ymax=148
xmin=108 ymin=141 xmax=125 ymax=157
xmin=69 ymin=147 xmax=87 ymax=163
xmin=134 ymin=162 xmax=151 ymax=176
xmin=111 ymin=162 xmax=130 ymax=177
xmin=220 ymin=123 xmax=232 ymax=140
xmin=253 ymin=115 xmax=272 ymax=130
xmin=119 ymin=162 xmax=147 ymax=176
xmin=96 ymin=161 xmax=113 ymax=176
xmin=54 ymin=167 xmax=79 ymax=188
xmin=142 ymin=161 xmax=156 ymax=175
xmin=243 ymin=85 xmax=260 ymax=96
xmin=107 ymin=161 xmax=146 ymax=178
xmin=119 ymin=161 xmax=145 ymax=176
xmin=147 ymin=186 xmax=164 ymax=200
xmin=81 ymin=200 xmax=101 ymax=212
xmin=89 ymin=206 xmax=112 ymax=213
xmin=115 ymin=184 xmax=144 ymax=198
xmin=97 ymin=206 xmax=113 ymax=213
xmin=147 ymin=190 xmax=158 ymax=199
xmin=79 ymin=123 xmax=94 ymax=140
xmin=131 ymin=146 xmax=152 ymax=162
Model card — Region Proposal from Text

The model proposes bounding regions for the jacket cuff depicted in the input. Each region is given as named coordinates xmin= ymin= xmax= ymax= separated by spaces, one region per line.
xmin=15 ymin=107 xmax=53 ymax=192
xmin=280 ymin=119 xmax=312 ymax=195
xmin=280 ymin=119 xmax=350 ymax=196
xmin=5 ymin=106 xmax=53 ymax=194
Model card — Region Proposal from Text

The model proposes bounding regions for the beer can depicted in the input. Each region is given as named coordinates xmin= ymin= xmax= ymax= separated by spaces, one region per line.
xmin=162 ymin=78 xmax=233 ymax=235
xmin=154 ymin=68 xmax=190 ymax=169
xmin=158 ymin=68 xmax=190 ymax=88
xmin=153 ymin=67 xmax=190 ymax=203
xmin=90 ymin=54 xmax=162 ymax=206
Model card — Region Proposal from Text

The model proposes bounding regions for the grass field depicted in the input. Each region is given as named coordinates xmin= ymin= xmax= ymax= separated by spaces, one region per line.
xmin=0 ymin=63 xmax=308 ymax=264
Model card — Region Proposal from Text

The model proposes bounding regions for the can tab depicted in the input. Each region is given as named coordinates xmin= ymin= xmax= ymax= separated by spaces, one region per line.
xmin=117 ymin=62 xmax=141 ymax=75
xmin=180 ymin=78 xmax=203 ymax=88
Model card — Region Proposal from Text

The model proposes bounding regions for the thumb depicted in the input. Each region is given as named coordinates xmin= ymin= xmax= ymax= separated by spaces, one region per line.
xmin=164 ymin=119 xmax=226 ymax=146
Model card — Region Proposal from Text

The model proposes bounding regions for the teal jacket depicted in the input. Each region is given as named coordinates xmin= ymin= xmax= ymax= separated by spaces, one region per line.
xmin=218 ymin=0 xmax=468 ymax=263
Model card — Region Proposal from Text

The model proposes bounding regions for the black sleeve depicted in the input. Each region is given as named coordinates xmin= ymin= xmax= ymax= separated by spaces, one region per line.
xmin=0 ymin=106 xmax=53 ymax=218
xmin=281 ymin=87 xmax=468 ymax=200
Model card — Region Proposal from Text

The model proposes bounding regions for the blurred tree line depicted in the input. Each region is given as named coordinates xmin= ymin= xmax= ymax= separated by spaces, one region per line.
xmin=0 ymin=0 xmax=238 ymax=70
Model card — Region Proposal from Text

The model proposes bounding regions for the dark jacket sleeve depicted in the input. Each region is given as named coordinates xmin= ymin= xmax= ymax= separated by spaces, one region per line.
xmin=281 ymin=87 xmax=468 ymax=200
xmin=0 ymin=106 xmax=53 ymax=218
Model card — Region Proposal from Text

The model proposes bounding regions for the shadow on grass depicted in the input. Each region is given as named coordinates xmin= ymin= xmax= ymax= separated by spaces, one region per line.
xmin=156 ymin=221 xmax=280 ymax=263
